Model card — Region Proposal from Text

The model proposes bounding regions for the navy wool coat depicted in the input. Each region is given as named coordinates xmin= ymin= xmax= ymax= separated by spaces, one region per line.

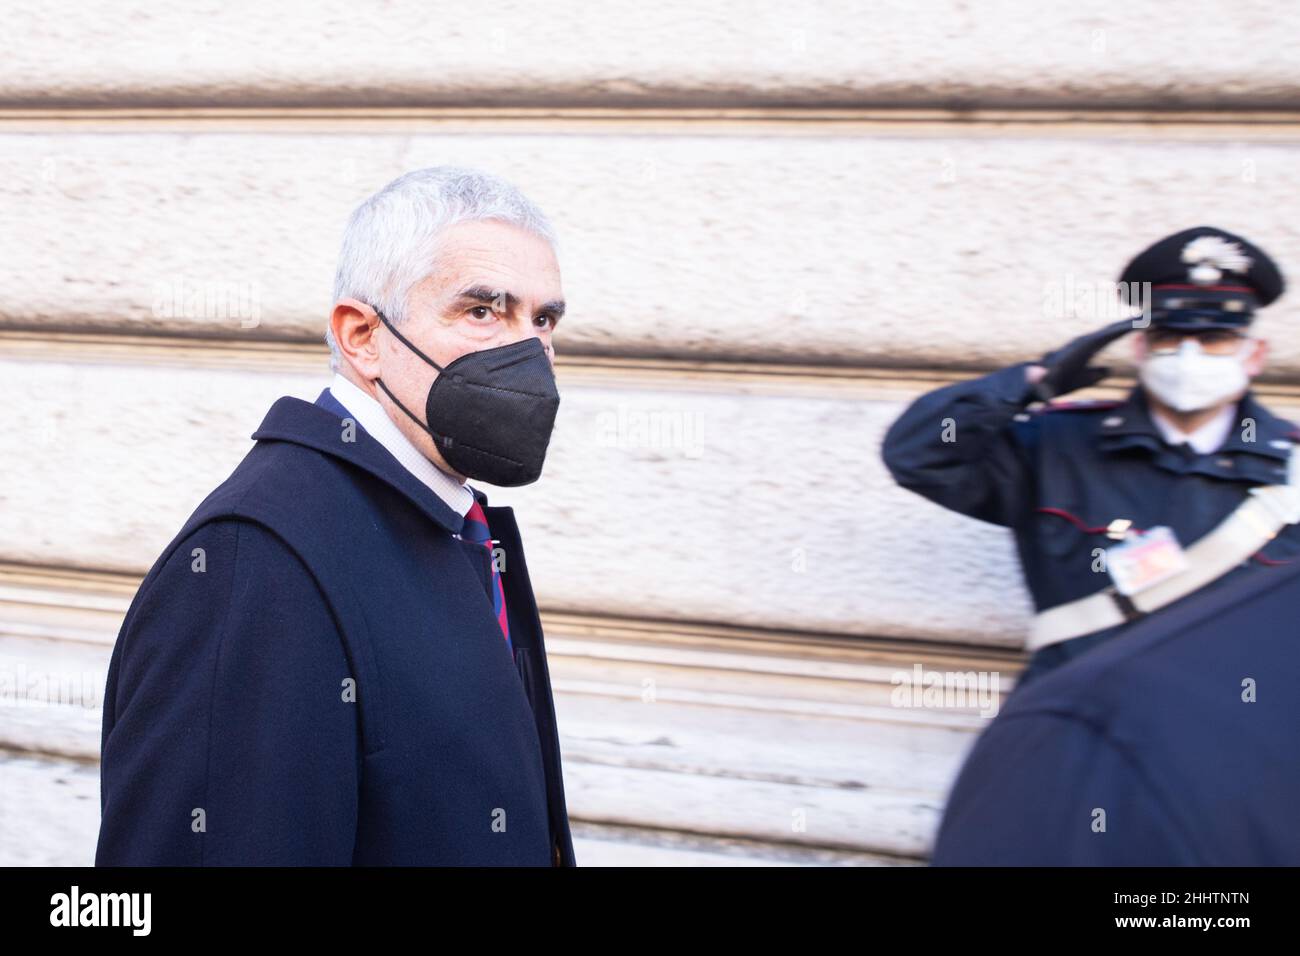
xmin=95 ymin=389 xmax=575 ymax=866
xmin=932 ymin=544 xmax=1300 ymax=866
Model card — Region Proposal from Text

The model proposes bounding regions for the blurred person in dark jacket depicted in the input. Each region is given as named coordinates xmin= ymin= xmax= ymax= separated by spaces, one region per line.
xmin=932 ymin=549 xmax=1300 ymax=865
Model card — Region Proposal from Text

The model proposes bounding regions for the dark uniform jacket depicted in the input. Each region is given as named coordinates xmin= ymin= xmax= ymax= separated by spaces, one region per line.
xmin=881 ymin=362 xmax=1300 ymax=675
xmin=931 ymin=549 xmax=1300 ymax=865
xmin=95 ymin=389 xmax=575 ymax=866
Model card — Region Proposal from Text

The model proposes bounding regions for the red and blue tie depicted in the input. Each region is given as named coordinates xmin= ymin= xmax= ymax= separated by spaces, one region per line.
xmin=462 ymin=500 xmax=511 ymax=654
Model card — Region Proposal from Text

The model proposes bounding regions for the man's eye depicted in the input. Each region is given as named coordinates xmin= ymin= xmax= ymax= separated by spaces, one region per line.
xmin=468 ymin=306 xmax=496 ymax=321
xmin=534 ymin=313 xmax=556 ymax=330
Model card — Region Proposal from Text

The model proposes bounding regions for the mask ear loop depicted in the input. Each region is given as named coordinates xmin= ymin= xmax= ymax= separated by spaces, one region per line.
xmin=368 ymin=306 xmax=453 ymax=449
xmin=373 ymin=307 xmax=447 ymax=373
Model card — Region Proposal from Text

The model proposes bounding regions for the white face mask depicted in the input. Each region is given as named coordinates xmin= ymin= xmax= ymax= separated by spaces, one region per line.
xmin=1138 ymin=337 xmax=1252 ymax=413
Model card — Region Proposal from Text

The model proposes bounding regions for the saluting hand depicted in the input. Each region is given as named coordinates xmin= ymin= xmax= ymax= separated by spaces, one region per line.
xmin=1027 ymin=318 xmax=1138 ymax=401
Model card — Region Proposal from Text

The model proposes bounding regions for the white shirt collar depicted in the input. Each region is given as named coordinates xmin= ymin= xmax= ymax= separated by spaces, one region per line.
xmin=1150 ymin=402 xmax=1236 ymax=455
xmin=328 ymin=372 xmax=475 ymax=518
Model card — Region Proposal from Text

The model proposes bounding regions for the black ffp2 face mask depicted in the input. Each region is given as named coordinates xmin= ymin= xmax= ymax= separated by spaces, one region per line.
xmin=371 ymin=309 xmax=561 ymax=487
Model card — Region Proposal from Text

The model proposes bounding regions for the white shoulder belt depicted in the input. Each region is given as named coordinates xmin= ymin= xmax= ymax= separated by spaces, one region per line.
xmin=1027 ymin=450 xmax=1300 ymax=652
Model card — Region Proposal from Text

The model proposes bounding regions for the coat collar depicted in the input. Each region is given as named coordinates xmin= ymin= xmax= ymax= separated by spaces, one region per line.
xmin=1218 ymin=391 xmax=1300 ymax=458
xmin=1096 ymin=386 xmax=1299 ymax=480
xmin=250 ymin=390 xmax=468 ymax=536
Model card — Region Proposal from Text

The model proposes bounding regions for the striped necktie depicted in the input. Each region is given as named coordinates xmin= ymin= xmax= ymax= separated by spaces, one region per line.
xmin=461 ymin=499 xmax=512 ymax=654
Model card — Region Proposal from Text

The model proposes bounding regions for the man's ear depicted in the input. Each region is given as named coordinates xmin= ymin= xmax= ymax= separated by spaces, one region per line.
xmin=330 ymin=299 xmax=382 ymax=378
xmin=1132 ymin=333 xmax=1148 ymax=363
xmin=1244 ymin=336 xmax=1269 ymax=378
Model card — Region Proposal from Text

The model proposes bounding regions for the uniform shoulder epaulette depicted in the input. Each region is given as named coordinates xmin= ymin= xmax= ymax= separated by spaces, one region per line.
xmin=1035 ymin=399 xmax=1126 ymax=414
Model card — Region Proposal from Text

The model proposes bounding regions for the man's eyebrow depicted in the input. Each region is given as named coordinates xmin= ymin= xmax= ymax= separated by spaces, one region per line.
xmin=455 ymin=285 xmax=517 ymax=311
xmin=454 ymin=285 xmax=565 ymax=317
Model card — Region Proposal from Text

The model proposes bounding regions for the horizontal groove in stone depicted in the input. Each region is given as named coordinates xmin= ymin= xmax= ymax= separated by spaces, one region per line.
xmin=5 ymin=328 xmax=1300 ymax=402
xmin=0 ymin=559 xmax=1022 ymax=668
xmin=3 ymin=106 xmax=1300 ymax=135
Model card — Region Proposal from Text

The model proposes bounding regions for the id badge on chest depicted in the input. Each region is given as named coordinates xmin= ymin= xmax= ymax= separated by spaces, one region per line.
xmin=1106 ymin=526 xmax=1189 ymax=596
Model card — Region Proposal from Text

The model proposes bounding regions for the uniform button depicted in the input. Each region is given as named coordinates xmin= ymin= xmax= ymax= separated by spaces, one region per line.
xmin=1216 ymin=457 xmax=1234 ymax=468
xmin=1103 ymin=416 xmax=1124 ymax=428
xmin=1270 ymin=440 xmax=1292 ymax=450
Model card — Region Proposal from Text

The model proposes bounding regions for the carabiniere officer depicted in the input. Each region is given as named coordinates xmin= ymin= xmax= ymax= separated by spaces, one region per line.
xmin=882 ymin=226 xmax=1300 ymax=689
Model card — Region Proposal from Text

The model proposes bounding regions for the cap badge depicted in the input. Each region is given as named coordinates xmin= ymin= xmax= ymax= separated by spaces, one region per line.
xmin=1180 ymin=235 xmax=1253 ymax=285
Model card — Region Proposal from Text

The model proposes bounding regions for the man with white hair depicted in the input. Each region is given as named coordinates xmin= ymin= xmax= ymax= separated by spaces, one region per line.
xmin=96 ymin=167 xmax=576 ymax=866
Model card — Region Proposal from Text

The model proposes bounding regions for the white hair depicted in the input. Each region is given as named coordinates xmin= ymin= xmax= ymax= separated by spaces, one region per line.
xmin=326 ymin=166 xmax=558 ymax=370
